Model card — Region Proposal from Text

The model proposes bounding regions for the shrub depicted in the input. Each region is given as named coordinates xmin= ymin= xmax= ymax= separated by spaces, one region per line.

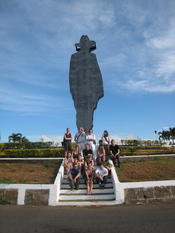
xmin=0 ymin=145 xmax=175 ymax=158
xmin=120 ymin=140 xmax=163 ymax=146
xmin=0 ymin=142 xmax=53 ymax=151
xmin=119 ymin=146 xmax=175 ymax=156
xmin=0 ymin=148 xmax=65 ymax=158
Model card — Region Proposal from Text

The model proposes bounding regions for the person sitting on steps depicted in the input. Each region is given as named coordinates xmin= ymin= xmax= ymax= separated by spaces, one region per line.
xmin=95 ymin=163 xmax=108 ymax=188
xmin=85 ymin=162 xmax=94 ymax=195
xmin=97 ymin=145 xmax=106 ymax=165
xmin=64 ymin=151 xmax=74 ymax=174
xmin=83 ymin=143 xmax=93 ymax=161
xmin=103 ymin=156 xmax=113 ymax=178
xmin=84 ymin=154 xmax=94 ymax=169
xmin=67 ymin=163 xmax=81 ymax=190
xmin=109 ymin=139 xmax=121 ymax=167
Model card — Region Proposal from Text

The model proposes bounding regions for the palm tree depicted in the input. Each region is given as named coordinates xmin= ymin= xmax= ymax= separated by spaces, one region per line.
xmin=21 ymin=136 xmax=30 ymax=143
xmin=169 ymin=127 xmax=175 ymax=144
xmin=8 ymin=133 xmax=22 ymax=143
xmin=154 ymin=130 xmax=157 ymax=141
xmin=8 ymin=133 xmax=29 ymax=143
xmin=158 ymin=130 xmax=171 ymax=142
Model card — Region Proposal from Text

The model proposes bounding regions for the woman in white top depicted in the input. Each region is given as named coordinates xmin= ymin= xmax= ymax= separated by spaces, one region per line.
xmin=101 ymin=130 xmax=110 ymax=155
xmin=86 ymin=129 xmax=96 ymax=159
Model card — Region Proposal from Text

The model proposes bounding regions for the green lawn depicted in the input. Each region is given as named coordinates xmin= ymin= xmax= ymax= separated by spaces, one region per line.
xmin=0 ymin=160 xmax=62 ymax=184
xmin=116 ymin=157 xmax=175 ymax=182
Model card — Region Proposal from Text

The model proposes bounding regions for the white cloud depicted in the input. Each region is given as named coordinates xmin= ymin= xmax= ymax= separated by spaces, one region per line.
xmin=111 ymin=7 xmax=175 ymax=94
xmin=40 ymin=135 xmax=63 ymax=143
xmin=1 ymin=0 xmax=175 ymax=102
xmin=101 ymin=54 xmax=127 ymax=68
xmin=0 ymin=84 xmax=69 ymax=114
xmin=155 ymin=53 xmax=175 ymax=78
xmin=120 ymin=79 xmax=175 ymax=93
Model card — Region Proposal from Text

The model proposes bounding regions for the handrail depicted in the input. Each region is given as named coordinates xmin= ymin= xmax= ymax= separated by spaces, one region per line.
xmin=54 ymin=159 xmax=65 ymax=202
xmin=111 ymin=164 xmax=124 ymax=204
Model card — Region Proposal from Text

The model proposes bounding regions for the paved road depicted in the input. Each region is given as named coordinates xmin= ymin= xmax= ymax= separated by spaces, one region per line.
xmin=0 ymin=202 xmax=175 ymax=233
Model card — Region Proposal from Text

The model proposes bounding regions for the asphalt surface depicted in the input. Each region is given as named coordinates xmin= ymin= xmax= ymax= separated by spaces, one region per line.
xmin=0 ymin=202 xmax=175 ymax=233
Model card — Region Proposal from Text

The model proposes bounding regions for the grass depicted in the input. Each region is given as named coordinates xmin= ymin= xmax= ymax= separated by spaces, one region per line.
xmin=0 ymin=160 xmax=62 ymax=184
xmin=0 ymin=178 xmax=14 ymax=184
xmin=116 ymin=157 xmax=175 ymax=182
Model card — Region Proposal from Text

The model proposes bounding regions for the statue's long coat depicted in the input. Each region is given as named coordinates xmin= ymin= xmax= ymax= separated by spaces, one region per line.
xmin=69 ymin=51 xmax=104 ymax=131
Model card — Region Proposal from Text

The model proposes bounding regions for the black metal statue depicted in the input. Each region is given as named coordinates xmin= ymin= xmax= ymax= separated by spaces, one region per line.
xmin=69 ymin=35 xmax=104 ymax=132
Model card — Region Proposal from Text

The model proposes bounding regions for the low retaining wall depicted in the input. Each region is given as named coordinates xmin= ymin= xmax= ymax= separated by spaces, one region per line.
xmin=0 ymin=189 xmax=18 ymax=204
xmin=122 ymin=181 xmax=175 ymax=204
xmin=0 ymin=158 xmax=175 ymax=206
xmin=25 ymin=189 xmax=50 ymax=205
xmin=0 ymin=184 xmax=57 ymax=206
xmin=0 ymin=159 xmax=64 ymax=206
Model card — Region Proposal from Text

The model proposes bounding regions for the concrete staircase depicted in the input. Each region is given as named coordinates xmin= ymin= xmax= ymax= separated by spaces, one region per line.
xmin=58 ymin=175 xmax=116 ymax=206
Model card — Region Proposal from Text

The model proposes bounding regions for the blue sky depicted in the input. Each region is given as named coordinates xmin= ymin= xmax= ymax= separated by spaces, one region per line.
xmin=1 ymin=0 xmax=175 ymax=143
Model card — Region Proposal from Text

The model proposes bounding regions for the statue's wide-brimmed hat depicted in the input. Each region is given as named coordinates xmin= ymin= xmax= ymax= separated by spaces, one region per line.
xmin=75 ymin=35 xmax=96 ymax=52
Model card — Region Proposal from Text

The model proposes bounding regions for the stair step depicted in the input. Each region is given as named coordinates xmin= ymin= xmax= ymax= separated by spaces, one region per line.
xmin=60 ymin=188 xmax=114 ymax=195
xmin=59 ymin=194 xmax=115 ymax=201
xmin=62 ymin=179 xmax=112 ymax=184
xmin=61 ymin=183 xmax=113 ymax=189
xmin=56 ymin=200 xmax=117 ymax=206
xmin=63 ymin=175 xmax=112 ymax=182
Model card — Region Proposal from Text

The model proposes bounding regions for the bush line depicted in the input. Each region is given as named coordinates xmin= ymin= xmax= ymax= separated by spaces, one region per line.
xmin=0 ymin=142 xmax=53 ymax=151
xmin=0 ymin=146 xmax=175 ymax=158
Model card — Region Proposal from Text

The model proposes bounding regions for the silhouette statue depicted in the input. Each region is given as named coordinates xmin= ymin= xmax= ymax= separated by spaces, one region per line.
xmin=69 ymin=35 xmax=104 ymax=132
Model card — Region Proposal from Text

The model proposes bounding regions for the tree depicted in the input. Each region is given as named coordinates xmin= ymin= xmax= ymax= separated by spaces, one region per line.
xmin=169 ymin=127 xmax=175 ymax=144
xmin=158 ymin=130 xmax=170 ymax=142
xmin=157 ymin=128 xmax=175 ymax=144
xmin=21 ymin=136 xmax=30 ymax=143
xmin=8 ymin=133 xmax=29 ymax=143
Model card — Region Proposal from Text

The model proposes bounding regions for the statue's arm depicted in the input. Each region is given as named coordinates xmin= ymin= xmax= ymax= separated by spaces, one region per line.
xmin=69 ymin=54 xmax=77 ymax=100
xmin=91 ymin=54 xmax=104 ymax=98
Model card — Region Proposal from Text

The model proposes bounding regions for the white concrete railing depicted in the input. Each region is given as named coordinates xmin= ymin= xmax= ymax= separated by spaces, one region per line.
xmin=120 ymin=154 xmax=175 ymax=159
xmin=111 ymin=165 xmax=124 ymax=204
xmin=53 ymin=159 xmax=64 ymax=203
xmin=0 ymin=183 xmax=53 ymax=205
xmin=121 ymin=180 xmax=175 ymax=189
xmin=0 ymin=158 xmax=63 ymax=161
xmin=1 ymin=156 xmax=175 ymax=205
xmin=0 ymin=159 xmax=64 ymax=206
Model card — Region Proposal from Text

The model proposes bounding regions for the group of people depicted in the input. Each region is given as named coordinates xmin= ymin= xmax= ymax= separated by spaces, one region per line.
xmin=63 ymin=127 xmax=120 ymax=194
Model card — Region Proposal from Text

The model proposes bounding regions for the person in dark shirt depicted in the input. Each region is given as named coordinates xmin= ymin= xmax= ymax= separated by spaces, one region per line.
xmin=67 ymin=163 xmax=81 ymax=190
xmin=83 ymin=143 xmax=93 ymax=160
xmin=109 ymin=139 xmax=121 ymax=167
xmin=63 ymin=128 xmax=72 ymax=152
